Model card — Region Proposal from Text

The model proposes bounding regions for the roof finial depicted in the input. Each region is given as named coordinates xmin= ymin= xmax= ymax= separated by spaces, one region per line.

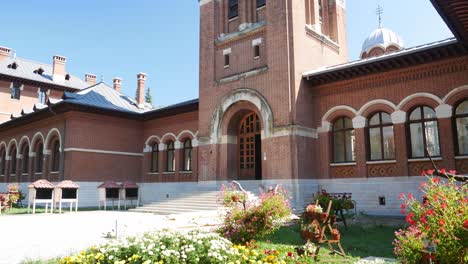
xmin=376 ymin=5 xmax=383 ymax=28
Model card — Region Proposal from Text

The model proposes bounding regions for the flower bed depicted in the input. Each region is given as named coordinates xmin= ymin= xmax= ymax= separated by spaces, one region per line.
xmin=60 ymin=230 xmax=238 ymax=264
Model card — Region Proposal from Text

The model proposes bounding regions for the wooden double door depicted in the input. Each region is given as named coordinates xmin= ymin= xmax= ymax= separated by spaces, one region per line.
xmin=238 ymin=112 xmax=262 ymax=180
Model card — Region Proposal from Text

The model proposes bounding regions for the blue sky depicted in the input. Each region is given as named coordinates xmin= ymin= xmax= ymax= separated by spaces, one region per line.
xmin=0 ymin=0 xmax=452 ymax=107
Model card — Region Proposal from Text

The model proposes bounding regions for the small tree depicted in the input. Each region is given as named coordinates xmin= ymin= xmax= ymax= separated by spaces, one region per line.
xmin=145 ymin=87 xmax=153 ymax=105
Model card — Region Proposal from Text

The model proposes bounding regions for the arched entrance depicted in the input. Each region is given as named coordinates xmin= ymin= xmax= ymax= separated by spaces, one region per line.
xmin=238 ymin=112 xmax=262 ymax=180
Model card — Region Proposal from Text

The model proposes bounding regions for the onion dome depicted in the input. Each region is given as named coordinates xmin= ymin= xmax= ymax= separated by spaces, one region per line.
xmin=360 ymin=27 xmax=404 ymax=59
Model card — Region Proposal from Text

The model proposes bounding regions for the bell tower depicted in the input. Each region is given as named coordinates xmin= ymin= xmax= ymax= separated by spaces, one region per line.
xmin=198 ymin=0 xmax=348 ymax=180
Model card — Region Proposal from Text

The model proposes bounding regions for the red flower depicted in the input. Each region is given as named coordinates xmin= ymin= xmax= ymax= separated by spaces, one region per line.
xmin=426 ymin=209 xmax=434 ymax=216
xmin=439 ymin=219 xmax=445 ymax=226
xmin=287 ymin=252 xmax=293 ymax=257
xmin=449 ymin=170 xmax=457 ymax=174
xmin=463 ymin=220 xmax=468 ymax=229
xmin=401 ymin=209 xmax=406 ymax=215
xmin=408 ymin=193 xmax=414 ymax=200
xmin=420 ymin=214 xmax=427 ymax=224
xmin=432 ymin=178 xmax=440 ymax=184
xmin=421 ymin=170 xmax=427 ymax=176
xmin=406 ymin=213 xmax=415 ymax=224
xmin=441 ymin=203 xmax=448 ymax=209
xmin=398 ymin=192 xmax=405 ymax=200
xmin=440 ymin=168 xmax=446 ymax=174
xmin=427 ymin=169 xmax=435 ymax=175
xmin=420 ymin=182 xmax=427 ymax=188
xmin=401 ymin=204 xmax=406 ymax=209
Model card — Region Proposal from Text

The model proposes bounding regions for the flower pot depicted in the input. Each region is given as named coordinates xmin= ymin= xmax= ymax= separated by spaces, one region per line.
xmin=319 ymin=213 xmax=329 ymax=221
xmin=422 ymin=252 xmax=436 ymax=264
xmin=331 ymin=230 xmax=340 ymax=240
xmin=300 ymin=230 xmax=313 ymax=240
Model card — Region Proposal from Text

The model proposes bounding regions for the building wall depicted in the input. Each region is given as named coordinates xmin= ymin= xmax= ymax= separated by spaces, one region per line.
xmin=198 ymin=0 xmax=348 ymax=181
xmin=308 ymin=56 xmax=468 ymax=178
xmin=0 ymin=80 xmax=64 ymax=123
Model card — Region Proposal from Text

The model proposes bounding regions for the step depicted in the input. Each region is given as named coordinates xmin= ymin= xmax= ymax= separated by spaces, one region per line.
xmin=137 ymin=205 xmax=221 ymax=211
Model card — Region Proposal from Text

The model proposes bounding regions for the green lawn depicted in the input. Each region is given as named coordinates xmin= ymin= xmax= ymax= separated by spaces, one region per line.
xmin=255 ymin=221 xmax=400 ymax=263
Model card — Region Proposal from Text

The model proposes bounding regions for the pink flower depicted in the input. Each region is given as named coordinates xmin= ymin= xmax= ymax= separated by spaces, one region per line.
xmin=398 ymin=192 xmax=405 ymax=200
xmin=449 ymin=170 xmax=457 ymax=174
xmin=432 ymin=178 xmax=440 ymax=184
xmin=427 ymin=169 xmax=435 ymax=175
xmin=440 ymin=168 xmax=446 ymax=174
xmin=408 ymin=193 xmax=414 ymax=200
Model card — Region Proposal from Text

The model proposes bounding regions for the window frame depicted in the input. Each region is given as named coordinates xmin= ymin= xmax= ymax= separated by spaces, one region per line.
xmin=10 ymin=81 xmax=21 ymax=100
xmin=22 ymin=145 xmax=29 ymax=174
xmin=51 ymin=140 xmax=60 ymax=172
xmin=228 ymin=0 xmax=239 ymax=19
xmin=182 ymin=139 xmax=193 ymax=171
xmin=366 ymin=112 xmax=395 ymax=161
xmin=257 ymin=0 xmax=266 ymax=9
xmin=35 ymin=143 xmax=44 ymax=174
xmin=0 ymin=149 xmax=5 ymax=176
xmin=407 ymin=106 xmax=441 ymax=159
xmin=10 ymin=147 xmax=17 ymax=175
xmin=254 ymin=44 xmax=260 ymax=59
xmin=224 ymin=54 xmax=230 ymax=68
xmin=151 ymin=143 xmax=159 ymax=173
xmin=332 ymin=117 xmax=355 ymax=163
xmin=166 ymin=141 xmax=175 ymax=172
xmin=454 ymin=100 xmax=468 ymax=156
xmin=38 ymin=88 xmax=47 ymax=104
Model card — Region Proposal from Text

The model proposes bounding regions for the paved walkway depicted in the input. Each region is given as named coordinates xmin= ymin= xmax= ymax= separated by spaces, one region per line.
xmin=0 ymin=211 xmax=223 ymax=264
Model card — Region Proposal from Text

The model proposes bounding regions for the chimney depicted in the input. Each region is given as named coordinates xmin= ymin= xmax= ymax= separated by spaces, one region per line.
xmin=113 ymin=77 xmax=122 ymax=92
xmin=52 ymin=55 xmax=67 ymax=81
xmin=0 ymin=46 xmax=12 ymax=62
xmin=136 ymin=73 xmax=147 ymax=106
xmin=85 ymin=73 xmax=97 ymax=85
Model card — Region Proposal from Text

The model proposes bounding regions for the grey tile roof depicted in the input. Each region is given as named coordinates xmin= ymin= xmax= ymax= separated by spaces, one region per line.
xmin=302 ymin=37 xmax=458 ymax=78
xmin=62 ymin=82 xmax=152 ymax=113
xmin=0 ymin=57 xmax=89 ymax=90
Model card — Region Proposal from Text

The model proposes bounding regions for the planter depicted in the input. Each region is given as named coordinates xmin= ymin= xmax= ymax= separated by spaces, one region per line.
xmin=422 ymin=252 xmax=436 ymax=264
xmin=318 ymin=212 xmax=329 ymax=221
xmin=331 ymin=229 xmax=340 ymax=240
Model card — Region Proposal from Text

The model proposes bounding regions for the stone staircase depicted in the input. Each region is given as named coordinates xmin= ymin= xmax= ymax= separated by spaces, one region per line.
xmin=130 ymin=191 xmax=223 ymax=215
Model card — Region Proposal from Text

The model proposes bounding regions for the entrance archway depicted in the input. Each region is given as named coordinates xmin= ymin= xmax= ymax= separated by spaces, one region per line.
xmin=238 ymin=112 xmax=262 ymax=180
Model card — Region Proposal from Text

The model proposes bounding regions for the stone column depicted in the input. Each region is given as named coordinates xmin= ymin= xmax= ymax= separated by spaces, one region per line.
xmin=436 ymin=104 xmax=455 ymax=169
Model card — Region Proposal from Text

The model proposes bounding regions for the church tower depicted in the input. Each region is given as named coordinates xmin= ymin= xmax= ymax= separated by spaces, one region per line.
xmin=198 ymin=0 xmax=348 ymax=181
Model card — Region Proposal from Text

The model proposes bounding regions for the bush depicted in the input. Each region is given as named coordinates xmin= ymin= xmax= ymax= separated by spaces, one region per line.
xmin=393 ymin=169 xmax=468 ymax=264
xmin=60 ymin=230 xmax=238 ymax=264
xmin=219 ymin=184 xmax=291 ymax=244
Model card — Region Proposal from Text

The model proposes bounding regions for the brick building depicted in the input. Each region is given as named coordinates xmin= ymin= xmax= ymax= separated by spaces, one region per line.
xmin=0 ymin=0 xmax=467 ymax=214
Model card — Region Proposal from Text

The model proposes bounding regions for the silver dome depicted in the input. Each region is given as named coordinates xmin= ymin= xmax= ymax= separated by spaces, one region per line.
xmin=361 ymin=27 xmax=404 ymax=57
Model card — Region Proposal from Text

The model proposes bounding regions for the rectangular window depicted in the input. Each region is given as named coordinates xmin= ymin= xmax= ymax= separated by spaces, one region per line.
xmin=318 ymin=0 xmax=323 ymax=22
xmin=224 ymin=54 xmax=230 ymax=67
xmin=10 ymin=82 xmax=21 ymax=100
xmin=38 ymin=88 xmax=47 ymax=104
xmin=228 ymin=0 xmax=239 ymax=19
xmin=254 ymin=45 xmax=260 ymax=58
xmin=257 ymin=0 xmax=266 ymax=8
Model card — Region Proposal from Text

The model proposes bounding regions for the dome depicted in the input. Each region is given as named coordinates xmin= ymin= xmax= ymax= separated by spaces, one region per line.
xmin=360 ymin=27 xmax=404 ymax=58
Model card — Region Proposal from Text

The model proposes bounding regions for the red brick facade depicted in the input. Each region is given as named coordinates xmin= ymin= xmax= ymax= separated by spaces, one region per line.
xmin=0 ymin=0 xmax=467 ymax=185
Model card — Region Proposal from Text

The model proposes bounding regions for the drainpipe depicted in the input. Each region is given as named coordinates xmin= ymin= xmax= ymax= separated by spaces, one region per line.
xmin=61 ymin=119 xmax=66 ymax=181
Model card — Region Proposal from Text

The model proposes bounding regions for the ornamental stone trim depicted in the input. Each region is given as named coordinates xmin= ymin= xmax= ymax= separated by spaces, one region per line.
xmin=352 ymin=116 xmax=367 ymax=129
xmin=391 ymin=110 xmax=406 ymax=124
xmin=435 ymin=104 xmax=453 ymax=118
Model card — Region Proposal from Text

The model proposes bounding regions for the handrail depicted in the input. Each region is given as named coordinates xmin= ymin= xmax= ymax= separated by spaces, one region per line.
xmin=231 ymin=181 xmax=248 ymax=193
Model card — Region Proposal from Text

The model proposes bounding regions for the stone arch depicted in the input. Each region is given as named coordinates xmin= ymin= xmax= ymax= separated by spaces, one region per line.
xmin=397 ymin=93 xmax=442 ymax=112
xmin=358 ymin=99 xmax=397 ymax=117
xmin=177 ymin=130 xmax=198 ymax=147
xmin=145 ymin=135 xmax=161 ymax=146
xmin=44 ymin=128 xmax=62 ymax=152
xmin=18 ymin=136 xmax=31 ymax=152
xmin=210 ymin=88 xmax=274 ymax=144
xmin=6 ymin=138 xmax=18 ymax=157
xmin=30 ymin=132 xmax=45 ymax=155
xmin=161 ymin=133 xmax=178 ymax=144
xmin=0 ymin=141 xmax=7 ymax=153
xmin=442 ymin=85 xmax=468 ymax=105
xmin=322 ymin=105 xmax=357 ymax=123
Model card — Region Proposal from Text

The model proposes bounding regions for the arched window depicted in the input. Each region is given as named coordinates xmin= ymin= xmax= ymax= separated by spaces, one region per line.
xmin=151 ymin=143 xmax=159 ymax=173
xmin=166 ymin=141 xmax=175 ymax=172
xmin=10 ymin=146 xmax=17 ymax=175
xmin=0 ymin=149 xmax=5 ymax=176
xmin=368 ymin=112 xmax=395 ymax=161
xmin=22 ymin=145 xmax=29 ymax=174
xmin=183 ymin=139 xmax=192 ymax=171
xmin=332 ymin=117 xmax=355 ymax=163
xmin=35 ymin=143 xmax=44 ymax=173
xmin=408 ymin=106 xmax=440 ymax=158
xmin=51 ymin=140 xmax=60 ymax=172
xmin=455 ymin=100 xmax=468 ymax=156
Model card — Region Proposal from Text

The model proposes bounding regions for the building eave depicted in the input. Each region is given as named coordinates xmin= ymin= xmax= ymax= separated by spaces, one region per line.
xmin=430 ymin=0 xmax=468 ymax=45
